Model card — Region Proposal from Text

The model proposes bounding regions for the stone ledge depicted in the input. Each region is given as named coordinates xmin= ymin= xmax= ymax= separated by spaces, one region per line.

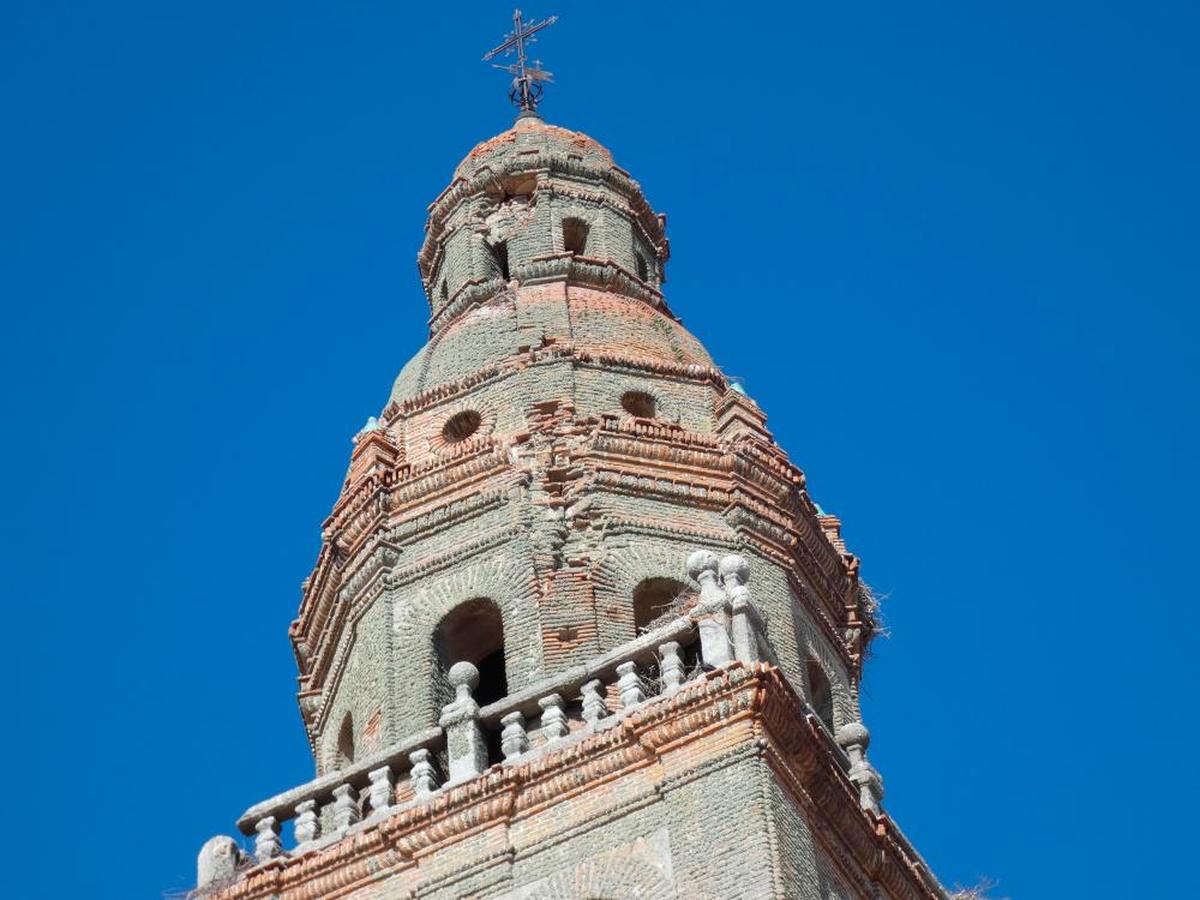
xmin=209 ymin=664 xmax=943 ymax=900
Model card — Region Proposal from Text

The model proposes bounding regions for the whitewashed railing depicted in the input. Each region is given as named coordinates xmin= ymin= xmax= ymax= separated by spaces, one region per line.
xmin=234 ymin=614 xmax=709 ymax=863
xmin=200 ymin=551 xmax=884 ymax=890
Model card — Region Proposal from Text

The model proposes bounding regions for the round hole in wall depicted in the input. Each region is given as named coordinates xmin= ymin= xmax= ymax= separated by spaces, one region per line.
xmin=620 ymin=390 xmax=657 ymax=419
xmin=442 ymin=410 xmax=482 ymax=443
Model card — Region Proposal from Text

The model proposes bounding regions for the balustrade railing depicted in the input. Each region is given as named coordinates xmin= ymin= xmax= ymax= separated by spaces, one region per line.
xmin=234 ymin=614 xmax=710 ymax=862
xmin=204 ymin=550 xmax=885 ymax=891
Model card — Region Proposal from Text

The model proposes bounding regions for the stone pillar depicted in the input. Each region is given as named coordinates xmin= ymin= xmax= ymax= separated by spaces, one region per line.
xmin=332 ymin=784 xmax=361 ymax=831
xmin=581 ymin=678 xmax=608 ymax=724
xmin=688 ymin=550 xmax=732 ymax=668
xmin=539 ymin=693 xmax=569 ymax=742
xmin=659 ymin=640 xmax=684 ymax=694
xmin=254 ymin=816 xmax=282 ymax=862
xmin=500 ymin=710 xmax=529 ymax=760
xmin=617 ymin=661 xmax=647 ymax=710
xmin=439 ymin=661 xmax=488 ymax=783
xmin=367 ymin=766 xmax=395 ymax=815
xmin=837 ymin=722 xmax=885 ymax=815
xmin=294 ymin=799 xmax=320 ymax=844
xmin=721 ymin=554 xmax=762 ymax=664
xmin=409 ymin=748 xmax=438 ymax=798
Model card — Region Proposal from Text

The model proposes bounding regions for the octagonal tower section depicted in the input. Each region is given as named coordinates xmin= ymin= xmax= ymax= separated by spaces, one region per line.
xmin=288 ymin=116 xmax=875 ymax=776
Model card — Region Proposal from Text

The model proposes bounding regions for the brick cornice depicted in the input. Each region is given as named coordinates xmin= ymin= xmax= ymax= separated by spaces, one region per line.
xmin=211 ymin=665 xmax=941 ymax=900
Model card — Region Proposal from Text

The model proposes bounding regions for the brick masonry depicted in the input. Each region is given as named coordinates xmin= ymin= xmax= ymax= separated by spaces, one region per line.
xmin=201 ymin=115 xmax=943 ymax=899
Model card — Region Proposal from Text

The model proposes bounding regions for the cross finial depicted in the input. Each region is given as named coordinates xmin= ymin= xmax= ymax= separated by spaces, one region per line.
xmin=483 ymin=9 xmax=558 ymax=119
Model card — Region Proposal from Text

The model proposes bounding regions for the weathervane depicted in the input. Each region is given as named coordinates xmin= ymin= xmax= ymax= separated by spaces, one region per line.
xmin=483 ymin=9 xmax=558 ymax=117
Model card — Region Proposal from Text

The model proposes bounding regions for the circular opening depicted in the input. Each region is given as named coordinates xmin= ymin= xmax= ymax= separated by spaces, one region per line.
xmin=442 ymin=410 xmax=482 ymax=443
xmin=620 ymin=390 xmax=657 ymax=419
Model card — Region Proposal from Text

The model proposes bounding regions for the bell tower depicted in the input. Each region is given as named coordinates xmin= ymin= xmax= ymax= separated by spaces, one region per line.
xmin=194 ymin=22 xmax=948 ymax=899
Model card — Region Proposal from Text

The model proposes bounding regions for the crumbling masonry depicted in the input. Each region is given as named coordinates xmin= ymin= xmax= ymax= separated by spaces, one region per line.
xmin=195 ymin=115 xmax=947 ymax=899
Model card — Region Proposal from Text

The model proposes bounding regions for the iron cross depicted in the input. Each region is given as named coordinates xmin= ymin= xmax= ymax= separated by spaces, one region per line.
xmin=483 ymin=9 xmax=558 ymax=115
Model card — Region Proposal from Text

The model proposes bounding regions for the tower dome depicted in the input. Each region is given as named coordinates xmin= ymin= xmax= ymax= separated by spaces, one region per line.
xmin=416 ymin=116 xmax=670 ymax=334
xmin=390 ymin=117 xmax=712 ymax=453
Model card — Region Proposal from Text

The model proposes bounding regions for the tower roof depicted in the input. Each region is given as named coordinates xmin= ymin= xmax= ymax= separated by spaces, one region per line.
xmin=453 ymin=116 xmax=614 ymax=181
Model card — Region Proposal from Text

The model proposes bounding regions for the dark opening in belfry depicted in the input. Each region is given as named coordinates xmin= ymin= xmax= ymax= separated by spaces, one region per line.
xmin=806 ymin=659 xmax=835 ymax=733
xmin=635 ymin=250 xmax=649 ymax=281
xmin=562 ymin=217 xmax=589 ymax=255
xmin=335 ymin=713 xmax=355 ymax=769
xmin=433 ymin=598 xmax=508 ymax=709
xmin=488 ymin=240 xmax=510 ymax=280
xmin=633 ymin=577 xmax=687 ymax=633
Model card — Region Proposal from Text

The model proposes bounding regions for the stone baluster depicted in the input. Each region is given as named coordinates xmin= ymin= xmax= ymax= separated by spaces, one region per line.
xmin=836 ymin=722 xmax=885 ymax=815
xmin=539 ymin=693 xmax=569 ymax=742
xmin=581 ymin=678 xmax=609 ymax=724
xmin=688 ymin=550 xmax=732 ymax=668
xmin=294 ymin=799 xmax=320 ymax=845
xmin=659 ymin=641 xmax=684 ymax=694
xmin=616 ymin=661 xmax=647 ymax=710
xmin=720 ymin=554 xmax=763 ymax=664
xmin=409 ymin=747 xmax=438 ymax=799
xmin=254 ymin=816 xmax=282 ymax=862
xmin=332 ymin=784 xmax=361 ymax=831
xmin=368 ymin=766 xmax=395 ymax=815
xmin=439 ymin=661 xmax=488 ymax=784
xmin=500 ymin=710 xmax=529 ymax=760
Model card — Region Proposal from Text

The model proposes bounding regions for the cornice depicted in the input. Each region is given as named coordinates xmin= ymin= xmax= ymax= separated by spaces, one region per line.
xmin=211 ymin=665 xmax=942 ymax=900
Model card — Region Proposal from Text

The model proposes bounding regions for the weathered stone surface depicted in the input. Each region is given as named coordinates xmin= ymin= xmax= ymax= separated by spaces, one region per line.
xmin=197 ymin=835 xmax=244 ymax=891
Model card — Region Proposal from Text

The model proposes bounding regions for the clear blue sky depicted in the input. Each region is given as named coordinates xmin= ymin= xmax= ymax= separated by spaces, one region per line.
xmin=3 ymin=2 xmax=1197 ymax=897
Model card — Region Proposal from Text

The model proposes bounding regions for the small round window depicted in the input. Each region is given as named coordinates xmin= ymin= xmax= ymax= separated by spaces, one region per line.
xmin=620 ymin=391 xmax=656 ymax=418
xmin=442 ymin=410 xmax=482 ymax=443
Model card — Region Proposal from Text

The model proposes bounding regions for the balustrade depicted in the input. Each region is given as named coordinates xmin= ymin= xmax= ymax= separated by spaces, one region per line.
xmin=214 ymin=549 xmax=870 ymax=873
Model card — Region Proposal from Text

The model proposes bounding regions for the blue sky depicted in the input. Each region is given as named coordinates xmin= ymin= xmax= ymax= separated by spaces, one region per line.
xmin=3 ymin=2 xmax=1197 ymax=897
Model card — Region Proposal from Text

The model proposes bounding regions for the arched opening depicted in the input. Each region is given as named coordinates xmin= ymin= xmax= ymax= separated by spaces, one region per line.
xmin=621 ymin=390 xmax=656 ymax=419
xmin=806 ymin=659 xmax=835 ymax=733
xmin=562 ymin=217 xmax=589 ymax=255
xmin=634 ymin=250 xmax=649 ymax=281
xmin=633 ymin=577 xmax=687 ymax=633
xmin=433 ymin=598 xmax=508 ymax=709
xmin=335 ymin=713 xmax=355 ymax=769
xmin=439 ymin=279 xmax=448 ymax=304
xmin=487 ymin=240 xmax=510 ymax=281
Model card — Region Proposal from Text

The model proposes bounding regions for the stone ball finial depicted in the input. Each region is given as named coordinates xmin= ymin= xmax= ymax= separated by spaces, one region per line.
xmin=197 ymin=835 xmax=242 ymax=890
xmin=686 ymin=549 xmax=720 ymax=582
xmin=719 ymin=554 xmax=751 ymax=587
xmin=836 ymin=721 xmax=871 ymax=750
xmin=447 ymin=660 xmax=480 ymax=692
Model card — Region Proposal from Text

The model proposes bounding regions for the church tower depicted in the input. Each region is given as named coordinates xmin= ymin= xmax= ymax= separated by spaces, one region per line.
xmin=195 ymin=21 xmax=947 ymax=898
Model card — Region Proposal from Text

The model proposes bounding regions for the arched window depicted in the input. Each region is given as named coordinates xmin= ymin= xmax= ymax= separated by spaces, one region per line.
xmin=487 ymin=240 xmax=510 ymax=281
xmin=439 ymin=279 xmax=448 ymax=304
xmin=633 ymin=577 xmax=687 ymax=633
xmin=634 ymin=250 xmax=649 ymax=281
xmin=433 ymin=598 xmax=507 ymax=709
xmin=806 ymin=659 xmax=835 ymax=733
xmin=335 ymin=713 xmax=355 ymax=769
xmin=562 ymin=217 xmax=589 ymax=255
